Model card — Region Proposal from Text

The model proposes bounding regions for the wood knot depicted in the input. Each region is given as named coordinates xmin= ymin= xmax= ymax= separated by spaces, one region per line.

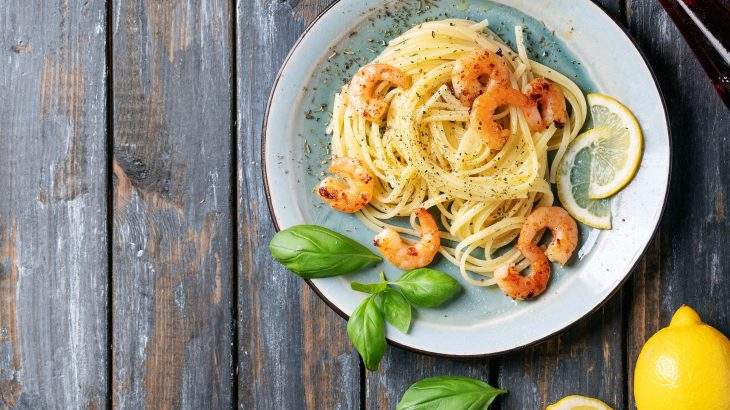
xmin=11 ymin=42 xmax=32 ymax=54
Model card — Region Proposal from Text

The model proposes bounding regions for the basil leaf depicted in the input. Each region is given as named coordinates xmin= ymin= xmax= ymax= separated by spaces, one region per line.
xmin=396 ymin=376 xmax=507 ymax=410
xmin=351 ymin=281 xmax=389 ymax=294
xmin=379 ymin=289 xmax=411 ymax=333
xmin=346 ymin=294 xmax=386 ymax=371
xmin=392 ymin=268 xmax=462 ymax=308
xmin=269 ymin=225 xmax=382 ymax=278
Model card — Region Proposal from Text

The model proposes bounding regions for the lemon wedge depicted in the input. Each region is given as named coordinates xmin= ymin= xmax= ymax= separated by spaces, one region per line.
xmin=585 ymin=93 xmax=643 ymax=199
xmin=546 ymin=394 xmax=613 ymax=410
xmin=556 ymin=128 xmax=612 ymax=229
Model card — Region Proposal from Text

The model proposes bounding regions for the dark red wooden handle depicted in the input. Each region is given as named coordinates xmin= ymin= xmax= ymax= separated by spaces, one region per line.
xmin=657 ymin=0 xmax=730 ymax=107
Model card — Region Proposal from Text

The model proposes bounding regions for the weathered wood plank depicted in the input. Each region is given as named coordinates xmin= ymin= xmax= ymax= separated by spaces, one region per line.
xmin=367 ymin=351 xmax=495 ymax=410
xmin=594 ymin=0 xmax=624 ymax=17
xmin=625 ymin=0 xmax=730 ymax=407
xmin=494 ymin=2 xmax=628 ymax=409
xmin=496 ymin=295 xmax=625 ymax=409
xmin=0 ymin=1 xmax=108 ymax=408
xmin=626 ymin=236 xmax=661 ymax=408
xmin=237 ymin=0 xmax=361 ymax=408
xmin=111 ymin=0 xmax=234 ymax=408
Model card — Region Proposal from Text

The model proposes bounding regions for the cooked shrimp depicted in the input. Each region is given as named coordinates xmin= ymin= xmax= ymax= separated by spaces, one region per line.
xmin=373 ymin=208 xmax=441 ymax=270
xmin=452 ymin=50 xmax=512 ymax=106
xmin=349 ymin=63 xmax=410 ymax=121
xmin=494 ymin=243 xmax=551 ymax=300
xmin=523 ymin=78 xmax=568 ymax=131
xmin=494 ymin=206 xmax=578 ymax=300
xmin=316 ymin=157 xmax=375 ymax=213
xmin=518 ymin=206 xmax=578 ymax=266
xmin=466 ymin=86 xmax=531 ymax=150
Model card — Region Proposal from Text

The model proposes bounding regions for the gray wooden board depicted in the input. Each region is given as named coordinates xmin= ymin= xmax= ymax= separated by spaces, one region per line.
xmin=625 ymin=0 xmax=730 ymax=408
xmin=237 ymin=0 xmax=362 ymax=409
xmin=0 ymin=0 xmax=726 ymax=408
xmin=0 ymin=0 xmax=109 ymax=408
xmin=367 ymin=352 xmax=496 ymax=410
xmin=111 ymin=0 xmax=235 ymax=408
xmin=496 ymin=293 xmax=625 ymax=409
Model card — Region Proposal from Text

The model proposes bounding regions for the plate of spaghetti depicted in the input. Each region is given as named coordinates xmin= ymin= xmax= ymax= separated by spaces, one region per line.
xmin=263 ymin=0 xmax=670 ymax=356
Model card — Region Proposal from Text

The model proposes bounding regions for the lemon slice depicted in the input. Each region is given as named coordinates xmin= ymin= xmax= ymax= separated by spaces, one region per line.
xmin=585 ymin=93 xmax=643 ymax=199
xmin=546 ymin=395 xmax=613 ymax=410
xmin=557 ymin=128 xmax=612 ymax=229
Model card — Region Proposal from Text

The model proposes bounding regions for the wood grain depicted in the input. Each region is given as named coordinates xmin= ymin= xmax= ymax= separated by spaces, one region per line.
xmin=367 ymin=351 xmax=494 ymax=410
xmin=594 ymin=0 xmax=624 ymax=17
xmin=496 ymin=294 xmax=625 ymax=409
xmin=0 ymin=0 xmax=724 ymax=408
xmin=237 ymin=0 xmax=361 ymax=408
xmin=0 ymin=0 xmax=109 ymax=407
xmin=111 ymin=0 xmax=234 ymax=408
xmin=625 ymin=0 xmax=730 ymax=407
xmin=626 ymin=236 xmax=661 ymax=408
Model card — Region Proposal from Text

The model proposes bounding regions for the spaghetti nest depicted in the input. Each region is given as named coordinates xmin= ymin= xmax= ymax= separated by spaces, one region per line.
xmin=326 ymin=19 xmax=586 ymax=286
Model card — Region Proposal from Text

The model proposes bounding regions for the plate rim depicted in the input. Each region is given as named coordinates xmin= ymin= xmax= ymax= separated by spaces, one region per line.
xmin=260 ymin=0 xmax=672 ymax=358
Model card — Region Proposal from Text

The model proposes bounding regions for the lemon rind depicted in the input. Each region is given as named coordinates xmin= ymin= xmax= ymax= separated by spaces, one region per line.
xmin=557 ymin=129 xmax=612 ymax=230
xmin=546 ymin=394 xmax=613 ymax=410
xmin=585 ymin=93 xmax=643 ymax=199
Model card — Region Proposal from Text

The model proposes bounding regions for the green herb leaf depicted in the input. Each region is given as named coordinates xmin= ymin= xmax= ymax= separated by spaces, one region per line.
xmin=396 ymin=376 xmax=507 ymax=410
xmin=351 ymin=281 xmax=389 ymax=294
xmin=392 ymin=268 xmax=462 ymax=308
xmin=269 ymin=225 xmax=382 ymax=278
xmin=346 ymin=294 xmax=386 ymax=371
xmin=352 ymin=272 xmax=390 ymax=294
xmin=378 ymin=288 xmax=412 ymax=333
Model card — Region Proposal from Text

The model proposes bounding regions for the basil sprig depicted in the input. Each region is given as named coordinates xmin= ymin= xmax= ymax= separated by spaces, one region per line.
xmin=396 ymin=376 xmax=507 ymax=410
xmin=269 ymin=225 xmax=382 ymax=278
xmin=347 ymin=269 xmax=463 ymax=370
xmin=267 ymin=225 xmax=465 ymax=373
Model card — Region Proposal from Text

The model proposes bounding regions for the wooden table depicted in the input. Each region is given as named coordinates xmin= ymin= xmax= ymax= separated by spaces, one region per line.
xmin=0 ymin=0 xmax=727 ymax=408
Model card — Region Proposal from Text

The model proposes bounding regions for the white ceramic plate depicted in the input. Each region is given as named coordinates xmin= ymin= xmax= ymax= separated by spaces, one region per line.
xmin=262 ymin=0 xmax=670 ymax=356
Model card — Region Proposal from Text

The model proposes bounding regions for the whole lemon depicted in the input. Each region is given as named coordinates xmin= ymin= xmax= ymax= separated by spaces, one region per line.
xmin=634 ymin=305 xmax=730 ymax=409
